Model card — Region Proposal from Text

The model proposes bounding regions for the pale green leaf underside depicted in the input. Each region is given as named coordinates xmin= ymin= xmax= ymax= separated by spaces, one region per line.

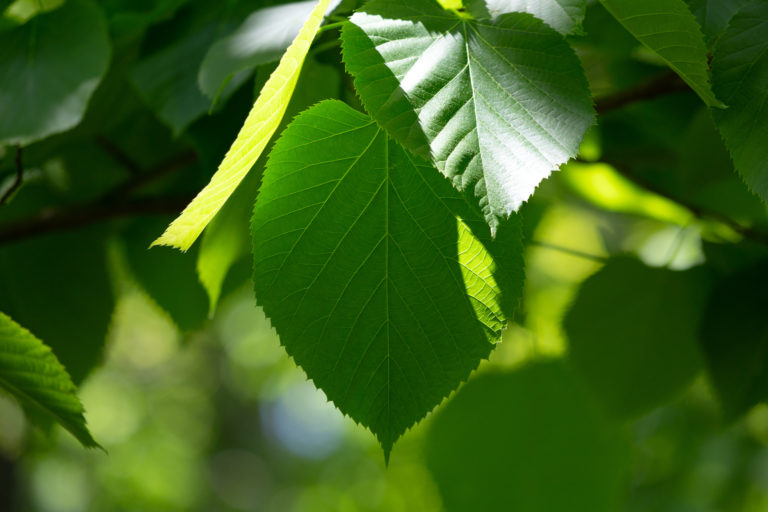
xmin=0 ymin=0 xmax=110 ymax=146
xmin=467 ymin=0 xmax=587 ymax=35
xmin=342 ymin=0 xmax=594 ymax=233
xmin=153 ymin=0 xmax=331 ymax=251
xmin=599 ymin=0 xmax=725 ymax=108
xmin=711 ymin=2 xmax=768 ymax=203
xmin=252 ymin=100 xmax=522 ymax=456
xmin=0 ymin=312 xmax=98 ymax=448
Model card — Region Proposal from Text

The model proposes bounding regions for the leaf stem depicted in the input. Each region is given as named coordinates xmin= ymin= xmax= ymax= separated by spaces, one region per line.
xmin=0 ymin=147 xmax=24 ymax=206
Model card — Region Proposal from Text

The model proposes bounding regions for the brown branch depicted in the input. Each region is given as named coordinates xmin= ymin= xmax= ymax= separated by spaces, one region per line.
xmin=0 ymin=147 xmax=24 ymax=206
xmin=0 ymin=195 xmax=193 ymax=245
xmin=595 ymin=71 xmax=690 ymax=115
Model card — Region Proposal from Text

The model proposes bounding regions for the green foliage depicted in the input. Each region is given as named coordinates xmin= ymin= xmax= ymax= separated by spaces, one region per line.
xmin=342 ymin=0 xmax=594 ymax=233
xmin=599 ymin=0 xmax=724 ymax=108
xmin=466 ymin=0 xmax=587 ymax=35
xmin=427 ymin=361 xmax=628 ymax=512
xmin=251 ymin=100 xmax=522 ymax=457
xmin=711 ymin=1 xmax=768 ymax=204
xmin=0 ymin=0 xmax=111 ymax=145
xmin=565 ymin=257 xmax=711 ymax=419
xmin=0 ymin=312 xmax=98 ymax=448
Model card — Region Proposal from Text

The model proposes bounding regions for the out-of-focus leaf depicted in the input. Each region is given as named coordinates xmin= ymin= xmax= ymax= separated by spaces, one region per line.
xmin=711 ymin=2 xmax=768 ymax=205
xmin=0 ymin=312 xmax=99 ymax=448
xmin=153 ymin=0 xmax=332 ymax=251
xmin=198 ymin=1 xmax=317 ymax=100
xmin=0 ymin=228 xmax=115 ymax=384
xmin=700 ymin=262 xmax=768 ymax=419
xmin=427 ymin=361 xmax=628 ymax=512
xmin=342 ymin=0 xmax=594 ymax=234
xmin=0 ymin=0 xmax=111 ymax=146
xmin=123 ymin=219 xmax=209 ymax=332
xmin=599 ymin=0 xmax=724 ymax=108
xmin=251 ymin=100 xmax=524 ymax=457
xmin=466 ymin=0 xmax=587 ymax=34
xmin=564 ymin=257 xmax=711 ymax=419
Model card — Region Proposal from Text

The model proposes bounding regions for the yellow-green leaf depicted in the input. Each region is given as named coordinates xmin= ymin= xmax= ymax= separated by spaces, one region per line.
xmin=152 ymin=0 xmax=331 ymax=251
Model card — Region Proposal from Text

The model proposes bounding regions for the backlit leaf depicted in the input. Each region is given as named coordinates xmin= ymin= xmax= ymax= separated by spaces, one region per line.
xmin=466 ymin=0 xmax=587 ymax=35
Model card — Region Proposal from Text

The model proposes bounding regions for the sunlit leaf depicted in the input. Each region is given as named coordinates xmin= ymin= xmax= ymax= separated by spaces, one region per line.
xmin=466 ymin=0 xmax=587 ymax=34
xmin=0 ymin=312 xmax=99 ymax=448
xmin=341 ymin=0 xmax=594 ymax=234
xmin=251 ymin=100 xmax=523 ymax=457
xmin=152 ymin=0 xmax=332 ymax=251
xmin=711 ymin=2 xmax=768 ymax=204
xmin=0 ymin=0 xmax=111 ymax=146
xmin=599 ymin=0 xmax=725 ymax=108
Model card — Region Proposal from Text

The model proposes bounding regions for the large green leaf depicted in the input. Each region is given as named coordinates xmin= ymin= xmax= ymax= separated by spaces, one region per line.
xmin=0 ymin=0 xmax=111 ymax=145
xmin=153 ymin=0 xmax=332 ymax=251
xmin=426 ymin=361 xmax=628 ymax=512
xmin=197 ymin=1 xmax=318 ymax=100
xmin=599 ymin=0 xmax=724 ymax=108
xmin=564 ymin=258 xmax=710 ymax=419
xmin=466 ymin=0 xmax=587 ymax=35
xmin=700 ymin=262 xmax=768 ymax=419
xmin=251 ymin=100 xmax=523 ymax=457
xmin=711 ymin=2 xmax=768 ymax=204
xmin=341 ymin=0 xmax=594 ymax=234
xmin=0 ymin=312 xmax=98 ymax=448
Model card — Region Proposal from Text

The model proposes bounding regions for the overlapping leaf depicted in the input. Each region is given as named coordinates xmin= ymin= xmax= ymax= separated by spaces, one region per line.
xmin=599 ymin=0 xmax=724 ymax=108
xmin=342 ymin=0 xmax=594 ymax=234
xmin=251 ymin=100 xmax=523 ymax=457
xmin=711 ymin=2 xmax=768 ymax=204
xmin=153 ymin=0 xmax=331 ymax=251
xmin=0 ymin=0 xmax=111 ymax=145
xmin=466 ymin=0 xmax=587 ymax=34
xmin=0 ymin=312 xmax=98 ymax=448
xmin=685 ymin=0 xmax=751 ymax=45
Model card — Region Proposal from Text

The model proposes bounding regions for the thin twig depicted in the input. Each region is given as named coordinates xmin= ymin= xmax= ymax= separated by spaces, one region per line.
xmin=0 ymin=147 xmax=24 ymax=206
xmin=105 ymin=151 xmax=198 ymax=200
xmin=95 ymin=136 xmax=142 ymax=176
xmin=529 ymin=240 xmax=609 ymax=262
xmin=595 ymin=71 xmax=690 ymax=115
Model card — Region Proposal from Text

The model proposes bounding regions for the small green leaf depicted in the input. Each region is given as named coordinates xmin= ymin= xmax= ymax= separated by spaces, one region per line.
xmin=251 ymin=100 xmax=523 ymax=457
xmin=711 ymin=2 xmax=768 ymax=204
xmin=152 ymin=0 xmax=332 ymax=251
xmin=342 ymin=0 xmax=594 ymax=233
xmin=564 ymin=257 xmax=711 ymax=419
xmin=427 ymin=361 xmax=628 ymax=512
xmin=0 ymin=0 xmax=111 ymax=145
xmin=0 ymin=312 xmax=99 ymax=448
xmin=685 ymin=0 xmax=751 ymax=46
xmin=466 ymin=0 xmax=587 ymax=35
xmin=198 ymin=1 xmax=318 ymax=100
xmin=599 ymin=0 xmax=725 ymax=108
xmin=700 ymin=262 xmax=768 ymax=420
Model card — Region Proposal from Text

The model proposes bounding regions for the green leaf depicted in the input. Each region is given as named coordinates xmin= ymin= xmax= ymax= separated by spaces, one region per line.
xmin=197 ymin=1 xmax=318 ymax=100
xmin=131 ymin=23 xmax=221 ymax=136
xmin=341 ymin=0 xmax=594 ymax=234
xmin=152 ymin=0 xmax=332 ymax=251
xmin=599 ymin=0 xmax=725 ymax=108
xmin=0 ymin=0 xmax=111 ymax=146
xmin=466 ymin=0 xmax=587 ymax=35
xmin=0 ymin=228 xmax=115 ymax=384
xmin=426 ymin=361 xmax=628 ymax=512
xmin=711 ymin=2 xmax=768 ymax=204
xmin=685 ymin=0 xmax=751 ymax=46
xmin=564 ymin=257 xmax=710 ymax=419
xmin=251 ymin=100 xmax=523 ymax=457
xmin=0 ymin=312 xmax=99 ymax=448
xmin=700 ymin=262 xmax=768 ymax=419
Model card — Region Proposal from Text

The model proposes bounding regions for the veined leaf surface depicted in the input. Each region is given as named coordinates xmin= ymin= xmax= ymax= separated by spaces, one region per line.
xmin=599 ymin=0 xmax=724 ymax=108
xmin=0 ymin=312 xmax=99 ymax=448
xmin=342 ymin=0 xmax=594 ymax=234
xmin=466 ymin=0 xmax=587 ymax=35
xmin=711 ymin=2 xmax=768 ymax=203
xmin=251 ymin=100 xmax=523 ymax=457
xmin=153 ymin=0 xmax=331 ymax=251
